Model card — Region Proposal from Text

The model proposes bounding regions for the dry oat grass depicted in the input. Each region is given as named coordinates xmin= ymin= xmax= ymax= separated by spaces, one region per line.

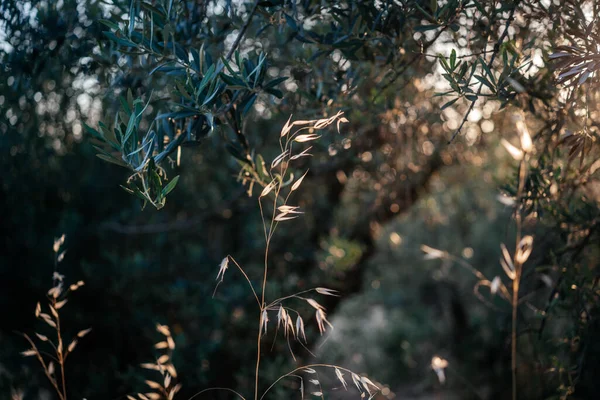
xmin=20 ymin=235 xmax=91 ymax=400
xmin=421 ymin=118 xmax=534 ymax=400
xmin=128 ymin=324 xmax=181 ymax=400
xmin=211 ymin=113 xmax=381 ymax=400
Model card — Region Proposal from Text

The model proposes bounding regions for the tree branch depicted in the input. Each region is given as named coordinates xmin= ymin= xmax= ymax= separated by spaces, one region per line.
xmin=449 ymin=0 xmax=521 ymax=143
xmin=226 ymin=0 xmax=260 ymax=60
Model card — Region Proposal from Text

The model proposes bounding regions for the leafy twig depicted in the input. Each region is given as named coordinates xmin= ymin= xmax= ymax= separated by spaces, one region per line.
xmin=449 ymin=1 xmax=520 ymax=143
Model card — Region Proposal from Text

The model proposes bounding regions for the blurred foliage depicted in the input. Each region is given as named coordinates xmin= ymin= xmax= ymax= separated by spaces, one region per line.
xmin=1 ymin=0 xmax=600 ymax=400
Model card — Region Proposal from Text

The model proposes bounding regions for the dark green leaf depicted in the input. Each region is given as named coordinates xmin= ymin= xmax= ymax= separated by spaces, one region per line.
xmin=479 ymin=57 xmax=496 ymax=84
xmin=98 ymin=19 xmax=119 ymax=31
xmin=441 ymin=98 xmax=459 ymax=110
xmin=97 ymin=154 xmax=128 ymax=167
xmin=474 ymin=74 xmax=495 ymax=90
xmin=161 ymin=175 xmax=180 ymax=197
xmin=284 ymin=13 xmax=298 ymax=31
xmin=263 ymin=77 xmax=288 ymax=89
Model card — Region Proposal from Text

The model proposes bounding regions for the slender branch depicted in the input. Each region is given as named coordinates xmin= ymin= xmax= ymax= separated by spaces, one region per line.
xmin=228 ymin=256 xmax=261 ymax=307
xmin=449 ymin=1 xmax=520 ymax=143
xmin=372 ymin=27 xmax=447 ymax=102
xmin=22 ymin=334 xmax=65 ymax=400
xmin=226 ymin=0 xmax=260 ymax=60
xmin=56 ymin=314 xmax=67 ymax=400
xmin=511 ymin=152 xmax=529 ymax=400
xmin=445 ymin=254 xmax=512 ymax=302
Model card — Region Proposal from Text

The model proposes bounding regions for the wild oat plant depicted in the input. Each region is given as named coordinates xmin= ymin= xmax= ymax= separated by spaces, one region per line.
xmin=129 ymin=324 xmax=182 ymax=400
xmin=21 ymin=235 xmax=91 ymax=400
xmin=421 ymin=114 xmax=534 ymax=400
xmin=205 ymin=112 xmax=381 ymax=400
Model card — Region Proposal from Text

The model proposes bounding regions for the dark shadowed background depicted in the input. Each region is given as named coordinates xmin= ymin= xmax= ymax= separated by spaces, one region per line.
xmin=1 ymin=1 xmax=600 ymax=400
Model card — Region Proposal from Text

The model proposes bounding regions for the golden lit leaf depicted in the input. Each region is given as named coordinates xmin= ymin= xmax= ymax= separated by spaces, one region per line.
xmin=501 ymin=139 xmax=524 ymax=161
xmin=431 ymin=356 xmax=448 ymax=369
xmin=286 ymin=313 xmax=295 ymax=338
xmin=431 ymin=356 xmax=448 ymax=384
xmin=261 ymin=309 xmax=269 ymax=335
xmin=421 ymin=245 xmax=445 ymax=260
xmin=54 ymin=299 xmax=67 ymax=310
xmin=167 ymin=336 xmax=175 ymax=350
xmin=360 ymin=376 xmax=377 ymax=394
xmin=41 ymin=314 xmax=56 ymax=328
xmin=291 ymin=170 xmax=309 ymax=191
xmin=490 ymin=276 xmax=501 ymax=295
xmin=260 ymin=180 xmax=277 ymax=197
xmin=53 ymin=234 xmax=65 ymax=253
xmin=145 ymin=380 xmax=162 ymax=390
xmin=277 ymin=205 xmax=302 ymax=214
xmin=294 ymin=134 xmax=321 ymax=143
xmin=173 ymin=383 xmax=182 ymax=394
xmin=315 ymin=308 xmax=333 ymax=334
xmin=281 ymin=115 xmax=294 ymax=137
xmin=47 ymin=286 xmax=61 ymax=299
xmin=77 ymin=328 xmax=92 ymax=338
xmin=517 ymin=120 xmax=533 ymax=153
xmin=515 ymin=235 xmax=534 ymax=264
xmin=274 ymin=213 xmax=299 ymax=222
xmin=352 ymin=373 xmax=362 ymax=392
xmin=337 ymin=116 xmax=349 ymax=133
xmin=156 ymin=324 xmax=170 ymax=336
xmin=166 ymin=364 xmax=177 ymax=378
xmin=497 ymin=194 xmax=515 ymax=206
xmin=290 ymin=146 xmax=313 ymax=160
xmin=296 ymin=316 xmax=306 ymax=342
xmin=500 ymin=243 xmax=516 ymax=280
xmin=306 ymin=298 xmax=324 ymax=310
xmin=271 ymin=151 xmax=288 ymax=169
xmin=335 ymin=368 xmax=348 ymax=390
xmin=157 ymin=354 xmax=169 ymax=364
xmin=277 ymin=305 xmax=286 ymax=328
xmin=216 ymin=257 xmax=229 ymax=282
xmin=315 ymin=287 xmax=340 ymax=296
xmin=35 ymin=333 xmax=48 ymax=342
xmin=169 ymin=384 xmax=182 ymax=399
